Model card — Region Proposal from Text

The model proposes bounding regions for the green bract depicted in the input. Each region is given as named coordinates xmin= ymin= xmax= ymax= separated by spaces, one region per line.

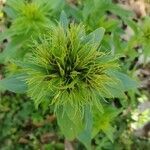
xmin=24 ymin=24 xmax=120 ymax=113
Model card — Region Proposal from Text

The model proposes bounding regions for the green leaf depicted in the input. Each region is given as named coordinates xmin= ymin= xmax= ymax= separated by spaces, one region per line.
xmin=82 ymin=0 xmax=93 ymax=21
xmin=56 ymin=104 xmax=84 ymax=140
xmin=143 ymin=44 xmax=150 ymax=57
xmin=15 ymin=61 xmax=46 ymax=73
xmin=112 ymin=71 xmax=138 ymax=91
xmin=78 ymin=106 xmax=92 ymax=150
xmin=0 ymin=29 xmax=14 ymax=42
xmin=0 ymin=74 xmax=27 ymax=93
xmin=65 ymin=4 xmax=82 ymax=22
xmin=0 ymin=34 xmax=27 ymax=63
xmin=105 ymin=84 xmax=126 ymax=98
xmin=123 ymin=17 xmax=138 ymax=33
xmin=109 ymin=3 xmax=132 ymax=18
xmin=45 ymin=0 xmax=64 ymax=10
xmin=102 ymin=124 xmax=115 ymax=143
xmin=92 ymin=106 xmax=121 ymax=142
xmin=84 ymin=27 xmax=105 ymax=47
xmin=60 ymin=11 xmax=69 ymax=31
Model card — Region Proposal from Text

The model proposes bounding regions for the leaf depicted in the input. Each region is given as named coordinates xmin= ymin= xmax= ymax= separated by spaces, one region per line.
xmin=60 ymin=11 xmax=69 ymax=31
xmin=82 ymin=0 xmax=93 ymax=21
xmin=3 ymin=6 xmax=18 ymax=19
xmin=0 ymin=34 xmax=27 ymax=63
xmin=112 ymin=71 xmax=138 ymax=91
xmin=105 ymin=84 xmax=126 ymax=98
xmin=102 ymin=124 xmax=115 ymax=143
xmin=112 ymin=32 xmax=123 ymax=54
xmin=45 ymin=0 xmax=65 ymax=10
xmin=92 ymin=105 xmax=121 ymax=142
xmin=0 ymin=74 xmax=27 ymax=93
xmin=65 ymin=4 xmax=82 ymax=22
xmin=15 ymin=61 xmax=46 ymax=73
xmin=84 ymin=27 xmax=105 ymax=47
xmin=56 ymin=105 xmax=84 ymax=140
xmin=109 ymin=3 xmax=132 ymax=18
xmin=0 ymin=29 xmax=14 ymax=42
xmin=0 ymin=42 xmax=20 ymax=63
xmin=123 ymin=17 xmax=138 ymax=33
xmin=78 ymin=106 xmax=92 ymax=150
xmin=143 ymin=44 xmax=150 ymax=57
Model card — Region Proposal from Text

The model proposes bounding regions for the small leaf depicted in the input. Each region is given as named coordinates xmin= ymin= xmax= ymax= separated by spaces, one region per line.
xmin=102 ymin=124 xmax=115 ymax=143
xmin=0 ymin=34 xmax=27 ymax=63
xmin=45 ymin=0 xmax=64 ymax=10
xmin=0 ymin=29 xmax=14 ymax=42
xmin=0 ymin=74 xmax=27 ymax=93
xmin=105 ymin=84 xmax=126 ymax=98
xmin=92 ymin=105 xmax=121 ymax=141
xmin=110 ymin=3 xmax=132 ymax=18
xmin=78 ymin=106 xmax=92 ymax=150
xmin=82 ymin=0 xmax=93 ymax=21
xmin=84 ymin=27 xmax=105 ymax=47
xmin=60 ymin=11 xmax=68 ymax=31
xmin=65 ymin=4 xmax=82 ymax=22
xmin=56 ymin=105 xmax=84 ymax=140
xmin=113 ymin=71 xmax=138 ymax=91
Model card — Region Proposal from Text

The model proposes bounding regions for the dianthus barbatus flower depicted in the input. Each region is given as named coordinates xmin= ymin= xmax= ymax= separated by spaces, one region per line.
xmin=25 ymin=24 xmax=120 ymax=114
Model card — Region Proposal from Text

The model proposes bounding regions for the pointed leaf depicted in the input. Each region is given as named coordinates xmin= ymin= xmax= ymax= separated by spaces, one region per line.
xmin=84 ymin=27 xmax=105 ymax=47
xmin=112 ymin=71 xmax=138 ymax=91
xmin=102 ymin=124 xmax=115 ymax=143
xmin=0 ymin=34 xmax=27 ymax=63
xmin=0 ymin=74 xmax=27 ymax=93
xmin=60 ymin=11 xmax=68 ymax=31
xmin=0 ymin=29 xmax=14 ymax=42
xmin=56 ymin=106 xmax=83 ymax=140
xmin=92 ymin=106 xmax=121 ymax=140
xmin=78 ymin=106 xmax=92 ymax=150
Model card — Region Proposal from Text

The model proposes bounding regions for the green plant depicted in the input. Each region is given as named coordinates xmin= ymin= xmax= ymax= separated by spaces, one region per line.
xmin=65 ymin=0 xmax=135 ymax=52
xmin=0 ymin=20 xmax=137 ymax=149
xmin=0 ymin=0 xmax=64 ymax=62
xmin=135 ymin=17 xmax=150 ymax=57
xmin=0 ymin=93 xmax=64 ymax=150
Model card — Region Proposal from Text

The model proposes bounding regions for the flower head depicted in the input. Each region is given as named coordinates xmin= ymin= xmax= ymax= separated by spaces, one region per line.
xmin=24 ymin=24 xmax=119 ymax=114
